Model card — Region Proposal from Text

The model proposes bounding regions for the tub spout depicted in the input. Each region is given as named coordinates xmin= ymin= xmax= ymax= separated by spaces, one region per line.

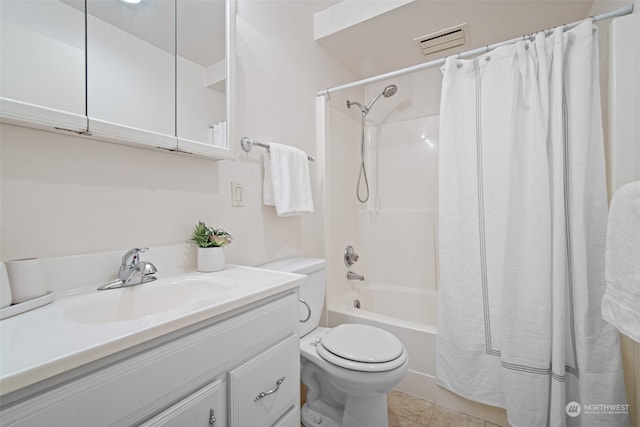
xmin=347 ymin=271 xmax=364 ymax=281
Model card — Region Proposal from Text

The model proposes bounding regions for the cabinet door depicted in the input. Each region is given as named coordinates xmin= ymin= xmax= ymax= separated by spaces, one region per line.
xmin=140 ymin=379 xmax=226 ymax=427
xmin=229 ymin=334 xmax=300 ymax=427
xmin=273 ymin=406 xmax=301 ymax=427
xmin=0 ymin=0 xmax=87 ymax=132
xmin=176 ymin=0 xmax=233 ymax=159
xmin=86 ymin=0 xmax=176 ymax=149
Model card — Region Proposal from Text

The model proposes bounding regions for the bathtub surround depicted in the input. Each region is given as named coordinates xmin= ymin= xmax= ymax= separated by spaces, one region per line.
xmin=437 ymin=21 xmax=628 ymax=426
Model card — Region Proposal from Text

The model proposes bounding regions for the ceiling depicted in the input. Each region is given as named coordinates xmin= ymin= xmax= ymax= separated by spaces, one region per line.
xmin=315 ymin=0 xmax=596 ymax=80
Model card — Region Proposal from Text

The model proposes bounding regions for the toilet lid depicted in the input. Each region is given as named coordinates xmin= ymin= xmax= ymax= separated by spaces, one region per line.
xmin=319 ymin=324 xmax=404 ymax=364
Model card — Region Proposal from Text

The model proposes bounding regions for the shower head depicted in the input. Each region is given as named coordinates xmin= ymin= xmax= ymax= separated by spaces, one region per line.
xmin=346 ymin=84 xmax=398 ymax=115
xmin=364 ymin=84 xmax=398 ymax=113
xmin=382 ymin=84 xmax=398 ymax=98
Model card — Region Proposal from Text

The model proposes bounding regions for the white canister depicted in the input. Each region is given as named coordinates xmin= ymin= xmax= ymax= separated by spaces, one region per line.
xmin=0 ymin=262 xmax=12 ymax=308
xmin=5 ymin=258 xmax=48 ymax=304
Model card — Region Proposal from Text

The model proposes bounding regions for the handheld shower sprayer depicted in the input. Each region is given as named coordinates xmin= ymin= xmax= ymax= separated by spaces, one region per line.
xmin=346 ymin=84 xmax=397 ymax=116
xmin=345 ymin=84 xmax=398 ymax=203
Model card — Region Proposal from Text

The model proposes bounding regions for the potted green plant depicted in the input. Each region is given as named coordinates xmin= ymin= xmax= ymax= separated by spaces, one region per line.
xmin=191 ymin=221 xmax=233 ymax=272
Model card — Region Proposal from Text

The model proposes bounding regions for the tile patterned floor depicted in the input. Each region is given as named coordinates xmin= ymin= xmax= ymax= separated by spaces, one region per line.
xmin=301 ymin=389 xmax=503 ymax=426
xmin=388 ymin=391 xmax=503 ymax=427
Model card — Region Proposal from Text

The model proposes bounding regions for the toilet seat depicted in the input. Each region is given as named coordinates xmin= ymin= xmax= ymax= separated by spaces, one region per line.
xmin=317 ymin=324 xmax=407 ymax=372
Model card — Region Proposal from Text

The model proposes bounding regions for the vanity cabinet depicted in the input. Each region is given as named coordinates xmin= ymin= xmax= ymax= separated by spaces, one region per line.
xmin=0 ymin=291 xmax=300 ymax=427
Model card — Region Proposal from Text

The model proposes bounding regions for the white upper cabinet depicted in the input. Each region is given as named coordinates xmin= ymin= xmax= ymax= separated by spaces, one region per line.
xmin=0 ymin=0 xmax=87 ymax=132
xmin=0 ymin=0 xmax=233 ymax=160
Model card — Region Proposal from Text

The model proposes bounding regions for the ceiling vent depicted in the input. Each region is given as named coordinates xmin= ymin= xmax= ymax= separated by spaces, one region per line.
xmin=414 ymin=23 xmax=468 ymax=56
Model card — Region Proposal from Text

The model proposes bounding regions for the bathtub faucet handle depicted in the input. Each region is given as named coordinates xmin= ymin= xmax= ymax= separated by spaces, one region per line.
xmin=344 ymin=245 xmax=360 ymax=267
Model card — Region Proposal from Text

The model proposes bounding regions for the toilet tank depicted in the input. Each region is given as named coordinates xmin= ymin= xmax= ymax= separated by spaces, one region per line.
xmin=259 ymin=257 xmax=326 ymax=337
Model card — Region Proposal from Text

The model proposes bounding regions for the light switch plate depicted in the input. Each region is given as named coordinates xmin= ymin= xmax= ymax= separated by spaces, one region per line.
xmin=231 ymin=182 xmax=243 ymax=207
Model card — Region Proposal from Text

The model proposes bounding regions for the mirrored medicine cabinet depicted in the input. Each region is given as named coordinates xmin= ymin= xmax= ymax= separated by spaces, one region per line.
xmin=0 ymin=0 xmax=233 ymax=160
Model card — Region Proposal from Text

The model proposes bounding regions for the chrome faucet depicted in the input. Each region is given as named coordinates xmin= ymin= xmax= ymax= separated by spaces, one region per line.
xmin=97 ymin=247 xmax=158 ymax=290
xmin=347 ymin=271 xmax=365 ymax=281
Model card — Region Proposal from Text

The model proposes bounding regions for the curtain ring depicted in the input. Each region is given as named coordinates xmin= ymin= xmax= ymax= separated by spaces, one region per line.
xmin=591 ymin=15 xmax=596 ymax=23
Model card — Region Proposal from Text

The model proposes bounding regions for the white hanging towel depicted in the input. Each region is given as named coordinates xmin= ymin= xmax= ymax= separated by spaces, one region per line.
xmin=602 ymin=181 xmax=640 ymax=342
xmin=263 ymin=153 xmax=275 ymax=206
xmin=263 ymin=143 xmax=314 ymax=217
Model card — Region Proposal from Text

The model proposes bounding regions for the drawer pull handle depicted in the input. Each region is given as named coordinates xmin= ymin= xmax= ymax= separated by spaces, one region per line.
xmin=209 ymin=409 xmax=216 ymax=426
xmin=299 ymin=299 xmax=311 ymax=323
xmin=254 ymin=377 xmax=286 ymax=402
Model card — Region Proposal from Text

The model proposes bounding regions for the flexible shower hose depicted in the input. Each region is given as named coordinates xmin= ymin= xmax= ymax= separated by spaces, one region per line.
xmin=356 ymin=113 xmax=369 ymax=203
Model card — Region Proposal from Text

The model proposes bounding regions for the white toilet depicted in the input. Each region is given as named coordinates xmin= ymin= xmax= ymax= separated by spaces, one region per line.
xmin=260 ymin=257 xmax=409 ymax=427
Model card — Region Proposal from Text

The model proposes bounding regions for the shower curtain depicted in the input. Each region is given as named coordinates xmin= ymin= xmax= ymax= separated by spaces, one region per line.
xmin=436 ymin=21 xmax=629 ymax=427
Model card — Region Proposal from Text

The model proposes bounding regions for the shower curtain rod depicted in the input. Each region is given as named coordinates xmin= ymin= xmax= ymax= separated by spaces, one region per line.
xmin=316 ymin=4 xmax=633 ymax=98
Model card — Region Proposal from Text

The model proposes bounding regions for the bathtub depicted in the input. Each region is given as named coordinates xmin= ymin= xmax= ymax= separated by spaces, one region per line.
xmin=327 ymin=283 xmax=508 ymax=425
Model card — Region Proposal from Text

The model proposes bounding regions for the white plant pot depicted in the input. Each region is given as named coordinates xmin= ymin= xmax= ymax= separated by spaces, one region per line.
xmin=197 ymin=247 xmax=226 ymax=272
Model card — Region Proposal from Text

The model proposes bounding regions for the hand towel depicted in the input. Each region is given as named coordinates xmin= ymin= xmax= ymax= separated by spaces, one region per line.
xmin=602 ymin=180 xmax=640 ymax=342
xmin=263 ymin=153 xmax=275 ymax=206
xmin=264 ymin=143 xmax=314 ymax=217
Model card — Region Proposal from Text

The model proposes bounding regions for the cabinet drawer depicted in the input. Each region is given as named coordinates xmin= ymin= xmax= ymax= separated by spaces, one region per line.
xmin=140 ymin=379 xmax=226 ymax=427
xmin=229 ymin=334 xmax=300 ymax=427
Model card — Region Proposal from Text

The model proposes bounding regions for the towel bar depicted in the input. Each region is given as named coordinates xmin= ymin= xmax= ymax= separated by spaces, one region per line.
xmin=240 ymin=137 xmax=315 ymax=161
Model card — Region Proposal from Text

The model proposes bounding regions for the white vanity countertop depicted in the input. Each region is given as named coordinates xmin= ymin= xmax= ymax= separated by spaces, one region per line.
xmin=0 ymin=265 xmax=303 ymax=396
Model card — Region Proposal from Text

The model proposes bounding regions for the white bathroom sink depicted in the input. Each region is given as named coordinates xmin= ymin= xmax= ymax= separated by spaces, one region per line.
xmin=1 ymin=265 xmax=304 ymax=396
xmin=64 ymin=277 xmax=233 ymax=323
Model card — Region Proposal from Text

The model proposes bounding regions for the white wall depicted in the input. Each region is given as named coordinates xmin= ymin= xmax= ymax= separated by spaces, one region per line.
xmin=0 ymin=1 xmax=356 ymax=267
